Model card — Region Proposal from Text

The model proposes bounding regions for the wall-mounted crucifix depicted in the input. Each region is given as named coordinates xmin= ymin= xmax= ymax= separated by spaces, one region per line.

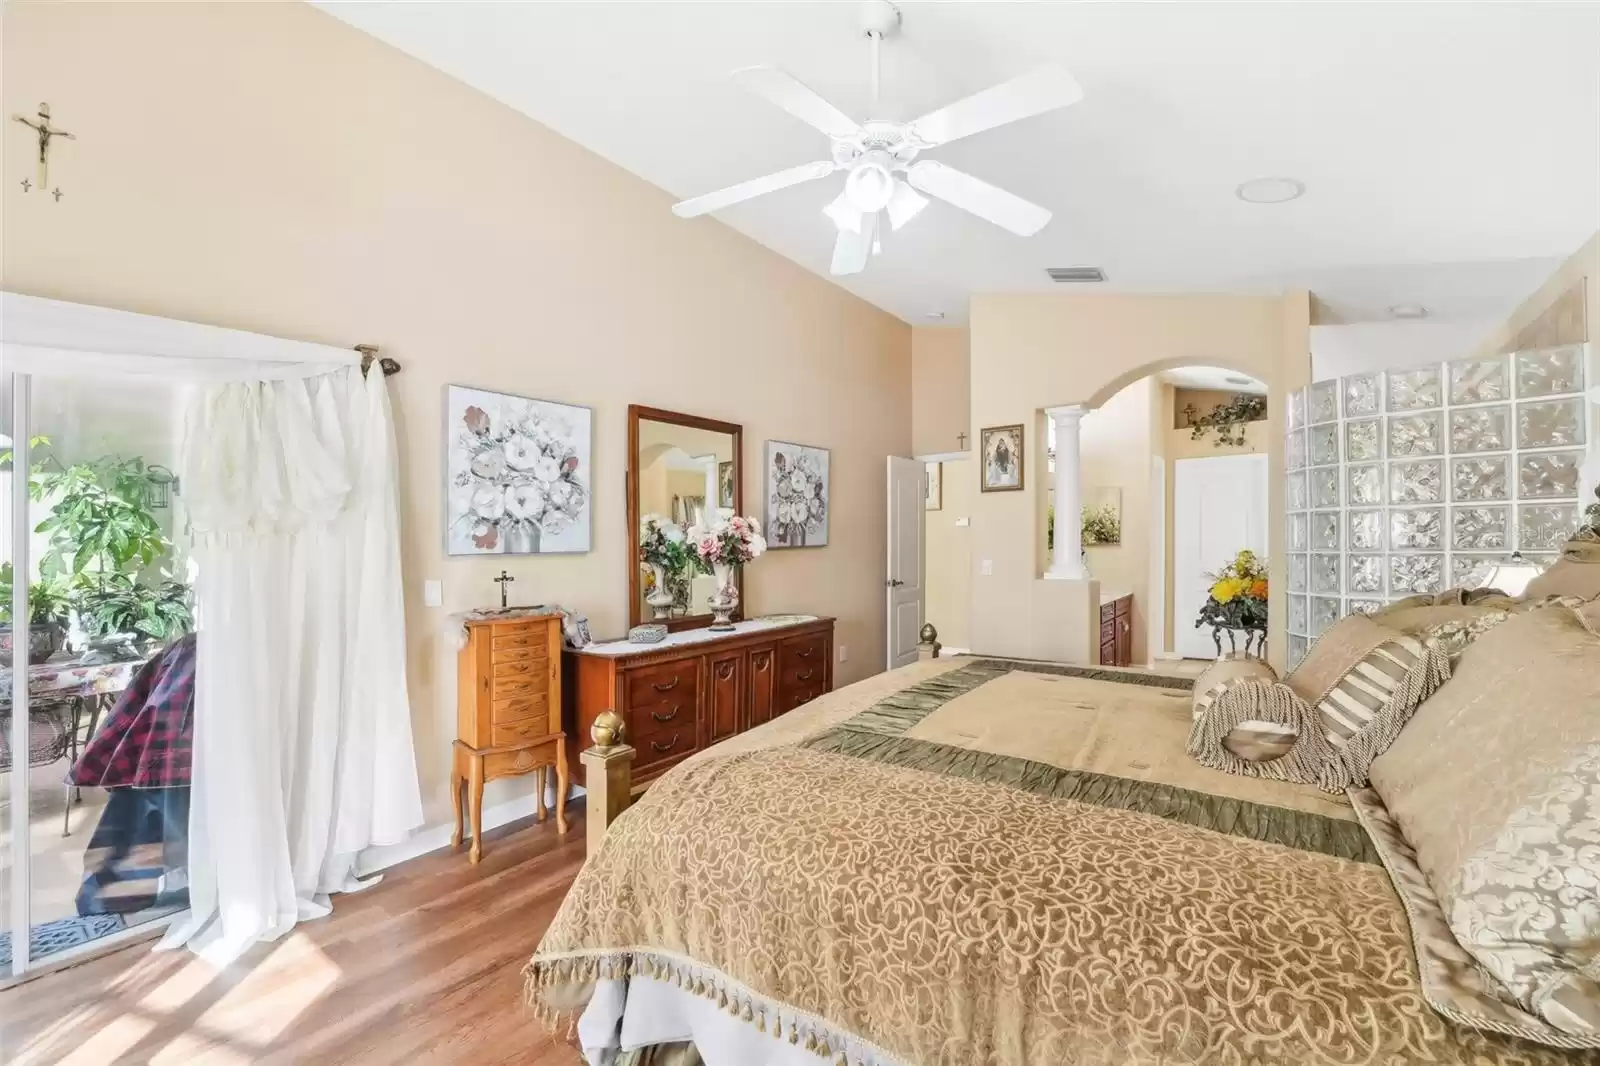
xmin=13 ymin=102 xmax=73 ymax=199
xmin=493 ymin=569 xmax=515 ymax=609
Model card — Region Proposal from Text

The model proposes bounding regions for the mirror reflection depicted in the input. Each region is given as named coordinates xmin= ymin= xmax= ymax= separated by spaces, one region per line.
xmin=636 ymin=419 xmax=737 ymax=622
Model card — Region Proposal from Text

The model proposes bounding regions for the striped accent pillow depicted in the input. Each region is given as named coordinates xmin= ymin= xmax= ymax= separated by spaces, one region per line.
xmin=1286 ymin=615 xmax=1451 ymax=785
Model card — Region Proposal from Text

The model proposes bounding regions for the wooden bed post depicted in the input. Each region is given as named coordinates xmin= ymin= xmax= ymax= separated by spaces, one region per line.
xmin=579 ymin=710 xmax=634 ymax=855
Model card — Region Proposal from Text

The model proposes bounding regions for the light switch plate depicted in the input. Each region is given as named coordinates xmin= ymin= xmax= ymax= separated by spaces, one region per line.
xmin=422 ymin=579 xmax=443 ymax=607
xmin=980 ymin=559 xmax=994 ymax=576
xmin=955 ymin=516 xmax=970 ymax=527
xmin=837 ymin=645 xmax=848 ymax=663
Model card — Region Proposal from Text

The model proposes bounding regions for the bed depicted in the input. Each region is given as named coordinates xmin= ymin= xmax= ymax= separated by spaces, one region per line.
xmin=527 ymin=655 xmax=1598 ymax=1066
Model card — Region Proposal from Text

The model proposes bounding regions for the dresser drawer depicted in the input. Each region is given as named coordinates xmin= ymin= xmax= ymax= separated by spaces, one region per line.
xmin=495 ymin=672 xmax=548 ymax=699
xmin=626 ymin=660 xmax=698 ymax=708
xmin=492 ymin=641 xmax=547 ymax=665
xmin=1100 ymin=601 xmax=1117 ymax=624
xmin=632 ymin=722 xmax=697 ymax=772
xmin=778 ymin=634 xmax=826 ymax=672
xmin=490 ymin=715 xmax=556 ymax=748
xmin=492 ymin=654 xmax=548 ymax=682
xmin=482 ymin=741 xmax=559 ymax=782
xmin=492 ymin=627 xmax=545 ymax=651
xmin=493 ymin=691 xmax=549 ymax=724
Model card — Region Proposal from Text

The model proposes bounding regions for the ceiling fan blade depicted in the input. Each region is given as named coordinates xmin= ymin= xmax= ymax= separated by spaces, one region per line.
xmin=906 ymin=160 xmax=1052 ymax=236
xmin=732 ymin=66 xmax=862 ymax=139
xmin=910 ymin=66 xmax=1083 ymax=147
xmin=830 ymin=220 xmax=873 ymax=276
xmin=672 ymin=161 xmax=837 ymax=219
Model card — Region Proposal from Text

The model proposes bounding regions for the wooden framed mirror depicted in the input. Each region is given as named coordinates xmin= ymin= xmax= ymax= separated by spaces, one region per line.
xmin=627 ymin=405 xmax=743 ymax=631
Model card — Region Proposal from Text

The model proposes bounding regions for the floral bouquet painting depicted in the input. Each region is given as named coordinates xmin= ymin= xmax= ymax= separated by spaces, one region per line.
xmin=446 ymin=385 xmax=592 ymax=555
xmin=764 ymin=440 xmax=830 ymax=549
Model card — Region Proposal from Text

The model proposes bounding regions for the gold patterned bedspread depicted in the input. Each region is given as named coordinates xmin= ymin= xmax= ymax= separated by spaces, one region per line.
xmin=528 ymin=657 xmax=1597 ymax=1066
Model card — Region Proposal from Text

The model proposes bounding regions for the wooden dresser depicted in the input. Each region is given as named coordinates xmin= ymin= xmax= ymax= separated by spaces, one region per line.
xmin=1099 ymin=593 xmax=1133 ymax=667
xmin=454 ymin=613 xmax=568 ymax=862
xmin=567 ymin=616 xmax=835 ymax=788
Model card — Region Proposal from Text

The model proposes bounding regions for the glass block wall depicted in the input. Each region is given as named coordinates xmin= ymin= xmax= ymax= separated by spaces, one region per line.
xmin=1284 ymin=343 xmax=1597 ymax=668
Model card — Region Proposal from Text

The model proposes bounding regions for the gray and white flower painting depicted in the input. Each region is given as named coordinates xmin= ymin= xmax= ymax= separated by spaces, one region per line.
xmin=764 ymin=440 xmax=830 ymax=548
xmin=446 ymin=385 xmax=591 ymax=555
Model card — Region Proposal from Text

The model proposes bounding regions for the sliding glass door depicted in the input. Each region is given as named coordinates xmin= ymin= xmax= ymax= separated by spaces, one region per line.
xmin=3 ymin=370 xmax=192 ymax=979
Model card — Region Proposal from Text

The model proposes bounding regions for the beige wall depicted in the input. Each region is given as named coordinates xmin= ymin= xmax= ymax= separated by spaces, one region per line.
xmin=911 ymin=327 xmax=971 ymax=457
xmin=924 ymin=457 xmax=974 ymax=650
xmin=968 ymin=292 xmax=1310 ymax=670
xmin=2 ymin=2 xmax=911 ymax=826
xmin=1468 ymin=230 xmax=1596 ymax=358
xmin=1078 ymin=376 xmax=1157 ymax=663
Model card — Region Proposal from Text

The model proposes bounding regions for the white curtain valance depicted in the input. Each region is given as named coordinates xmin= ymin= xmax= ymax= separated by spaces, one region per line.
xmin=1 ymin=292 xmax=358 ymax=381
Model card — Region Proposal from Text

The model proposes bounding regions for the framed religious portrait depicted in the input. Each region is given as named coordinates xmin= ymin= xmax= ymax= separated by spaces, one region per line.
xmin=980 ymin=424 xmax=1024 ymax=492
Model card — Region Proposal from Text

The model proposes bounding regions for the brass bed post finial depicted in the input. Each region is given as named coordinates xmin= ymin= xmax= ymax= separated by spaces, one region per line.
xmin=581 ymin=710 xmax=635 ymax=854
xmin=918 ymin=622 xmax=941 ymax=661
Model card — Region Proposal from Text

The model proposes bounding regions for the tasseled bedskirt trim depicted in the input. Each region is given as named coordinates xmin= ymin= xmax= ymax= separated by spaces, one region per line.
xmin=523 ymin=949 xmax=908 ymax=1066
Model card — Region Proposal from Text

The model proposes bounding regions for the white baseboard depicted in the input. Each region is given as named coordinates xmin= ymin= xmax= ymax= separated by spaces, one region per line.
xmin=940 ymin=646 xmax=971 ymax=656
xmin=355 ymin=783 xmax=586 ymax=878
xmin=1154 ymin=651 xmax=1185 ymax=661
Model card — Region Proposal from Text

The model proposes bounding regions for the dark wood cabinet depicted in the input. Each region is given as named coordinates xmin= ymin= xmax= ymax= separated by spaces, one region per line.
xmin=568 ymin=618 xmax=835 ymax=789
xmin=1099 ymin=594 xmax=1134 ymax=667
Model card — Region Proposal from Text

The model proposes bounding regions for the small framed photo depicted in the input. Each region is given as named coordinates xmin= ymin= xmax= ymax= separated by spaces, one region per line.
xmin=924 ymin=461 xmax=942 ymax=510
xmin=980 ymin=424 xmax=1024 ymax=493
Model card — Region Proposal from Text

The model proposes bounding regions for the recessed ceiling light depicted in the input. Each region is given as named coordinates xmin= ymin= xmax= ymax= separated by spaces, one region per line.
xmin=1224 ymin=375 xmax=1254 ymax=385
xmin=1388 ymin=303 xmax=1428 ymax=319
xmin=1234 ymin=177 xmax=1305 ymax=204
xmin=925 ymin=311 xmax=946 ymax=320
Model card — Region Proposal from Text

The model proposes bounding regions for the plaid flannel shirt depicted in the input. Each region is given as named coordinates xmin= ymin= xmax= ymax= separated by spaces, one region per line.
xmin=70 ymin=633 xmax=196 ymax=789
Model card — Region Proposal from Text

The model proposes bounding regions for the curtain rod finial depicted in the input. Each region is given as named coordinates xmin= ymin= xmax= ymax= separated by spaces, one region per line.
xmin=355 ymin=344 xmax=400 ymax=377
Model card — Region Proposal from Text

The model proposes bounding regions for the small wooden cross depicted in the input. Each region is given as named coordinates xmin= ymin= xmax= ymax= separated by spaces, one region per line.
xmin=956 ymin=431 xmax=968 ymax=449
xmin=493 ymin=569 xmax=514 ymax=609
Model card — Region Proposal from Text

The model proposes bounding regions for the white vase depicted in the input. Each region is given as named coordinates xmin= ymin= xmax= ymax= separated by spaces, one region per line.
xmin=707 ymin=560 xmax=739 ymax=631
xmin=644 ymin=562 xmax=676 ymax=620
xmin=503 ymin=522 xmax=540 ymax=555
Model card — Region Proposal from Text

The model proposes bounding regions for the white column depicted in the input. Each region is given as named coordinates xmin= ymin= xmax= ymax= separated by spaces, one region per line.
xmin=696 ymin=454 xmax=721 ymax=521
xmin=1046 ymin=405 xmax=1089 ymax=580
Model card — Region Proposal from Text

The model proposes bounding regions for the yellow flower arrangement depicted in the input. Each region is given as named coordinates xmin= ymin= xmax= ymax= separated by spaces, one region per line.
xmin=1197 ymin=549 xmax=1270 ymax=651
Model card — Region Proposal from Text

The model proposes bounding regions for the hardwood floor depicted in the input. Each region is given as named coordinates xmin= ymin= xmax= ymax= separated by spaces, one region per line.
xmin=1 ymin=806 xmax=591 ymax=1065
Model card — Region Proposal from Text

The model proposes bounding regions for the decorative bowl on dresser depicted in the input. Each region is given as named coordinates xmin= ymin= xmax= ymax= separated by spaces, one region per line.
xmin=454 ymin=612 xmax=569 ymax=862
xmin=567 ymin=615 xmax=835 ymax=789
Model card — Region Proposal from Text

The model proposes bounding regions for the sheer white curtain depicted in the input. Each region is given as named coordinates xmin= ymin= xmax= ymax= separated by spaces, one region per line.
xmin=160 ymin=365 xmax=422 ymax=964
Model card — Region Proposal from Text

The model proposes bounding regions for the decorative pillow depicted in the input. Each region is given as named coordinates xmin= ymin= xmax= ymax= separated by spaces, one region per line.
xmin=1523 ymin=544 xmax=1600 ymax=601
xmin=1187 ymin=656 xmax=1347 ymax=790
xmin=1369 ymin=606 xmax=1600 ymax=1044
xmin=1371 ymin=604 xmax=1512 ymax=662
xmin=1284 ymin=614 xmax=1450 ymax=786
xmin=1371 ymin=587 xmax=1514 ymax=617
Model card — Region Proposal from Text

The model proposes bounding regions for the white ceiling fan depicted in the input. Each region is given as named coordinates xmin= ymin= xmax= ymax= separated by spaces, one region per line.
xmin=671 ymin=0 xmax=1083 ymax=276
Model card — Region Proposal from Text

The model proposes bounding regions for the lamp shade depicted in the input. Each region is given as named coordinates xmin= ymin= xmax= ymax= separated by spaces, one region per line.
xmin=1477 ymin=551 xmax=1543 ymax=597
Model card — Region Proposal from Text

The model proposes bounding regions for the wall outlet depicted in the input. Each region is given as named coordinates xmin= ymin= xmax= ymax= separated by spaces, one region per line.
xmin=980 ymin=559 xmax=994 ymax=576
xmin=837 ymin=644 xmax=848 ymax=663
xmin=422 ymin=579 xmax=443 ymax=607
xmin=955 ymin=516 xmax=970 ymax=527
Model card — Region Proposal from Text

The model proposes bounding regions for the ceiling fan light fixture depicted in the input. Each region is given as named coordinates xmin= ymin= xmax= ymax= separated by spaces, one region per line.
xmin=824 ymin=191 xmax=863 ymax=233
xmin=844 ymin=152 xmax=895 ymax=213
xmin=885 ymin=180 xmax=928 ymax=231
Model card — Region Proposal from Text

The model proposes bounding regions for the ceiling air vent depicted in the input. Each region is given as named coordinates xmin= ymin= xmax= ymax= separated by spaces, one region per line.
xmin=1046 ymin=267 xmax=1106 ymax=283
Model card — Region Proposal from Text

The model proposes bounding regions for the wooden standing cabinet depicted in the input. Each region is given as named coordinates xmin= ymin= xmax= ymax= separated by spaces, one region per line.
xmin=568 ymin=618 xmax=834 ymax=788
xmin=454 ymin=614 xmax=568 ymax=862
xmin=1099 ymin=593 xmax=1133 ymax=667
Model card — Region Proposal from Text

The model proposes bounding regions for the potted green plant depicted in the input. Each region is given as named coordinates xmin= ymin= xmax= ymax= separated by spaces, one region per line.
xmin=0 ymin=562 xmax=71 ymax=666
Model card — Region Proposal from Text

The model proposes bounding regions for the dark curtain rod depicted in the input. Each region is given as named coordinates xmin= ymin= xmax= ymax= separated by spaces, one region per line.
xmin=354 ymin=344 xmax=401 ymax=377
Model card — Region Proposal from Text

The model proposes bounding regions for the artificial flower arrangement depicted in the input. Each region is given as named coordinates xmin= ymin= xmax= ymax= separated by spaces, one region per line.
xmin=689 ymin=514 xmax=768 ymax=570
xmin=688 ymin=515 xmax=768 ymax=629
xmin=1195 ymin=549 xmax=1269 ymax=634
xmin=639 ymin=514 xmax=694 ymax=575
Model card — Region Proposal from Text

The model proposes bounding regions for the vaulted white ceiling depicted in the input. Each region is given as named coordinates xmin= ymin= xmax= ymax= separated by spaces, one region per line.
xmin=319 ymin=1 xmax=1600 ymax=325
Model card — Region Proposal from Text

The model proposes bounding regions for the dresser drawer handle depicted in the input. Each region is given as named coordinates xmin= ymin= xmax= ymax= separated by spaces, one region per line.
xmin=650 ymin=733 xmax=680 ymax=754
xmin=795 ymin=668 xmax=815 ymax=681
xmin=796 ymin=648 xmax=815 ymax=659
xmin=651 ymin=676 xmax=680 ymax=692
xmin=651 ymin=704 xmax=680 ymax=723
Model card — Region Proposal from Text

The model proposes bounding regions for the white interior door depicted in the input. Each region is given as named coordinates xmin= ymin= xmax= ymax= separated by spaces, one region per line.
xmin=886 ymin=456 xmax=926 ymax=670
xmin=1173 ymin=454 xmax=1269 ymax=660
